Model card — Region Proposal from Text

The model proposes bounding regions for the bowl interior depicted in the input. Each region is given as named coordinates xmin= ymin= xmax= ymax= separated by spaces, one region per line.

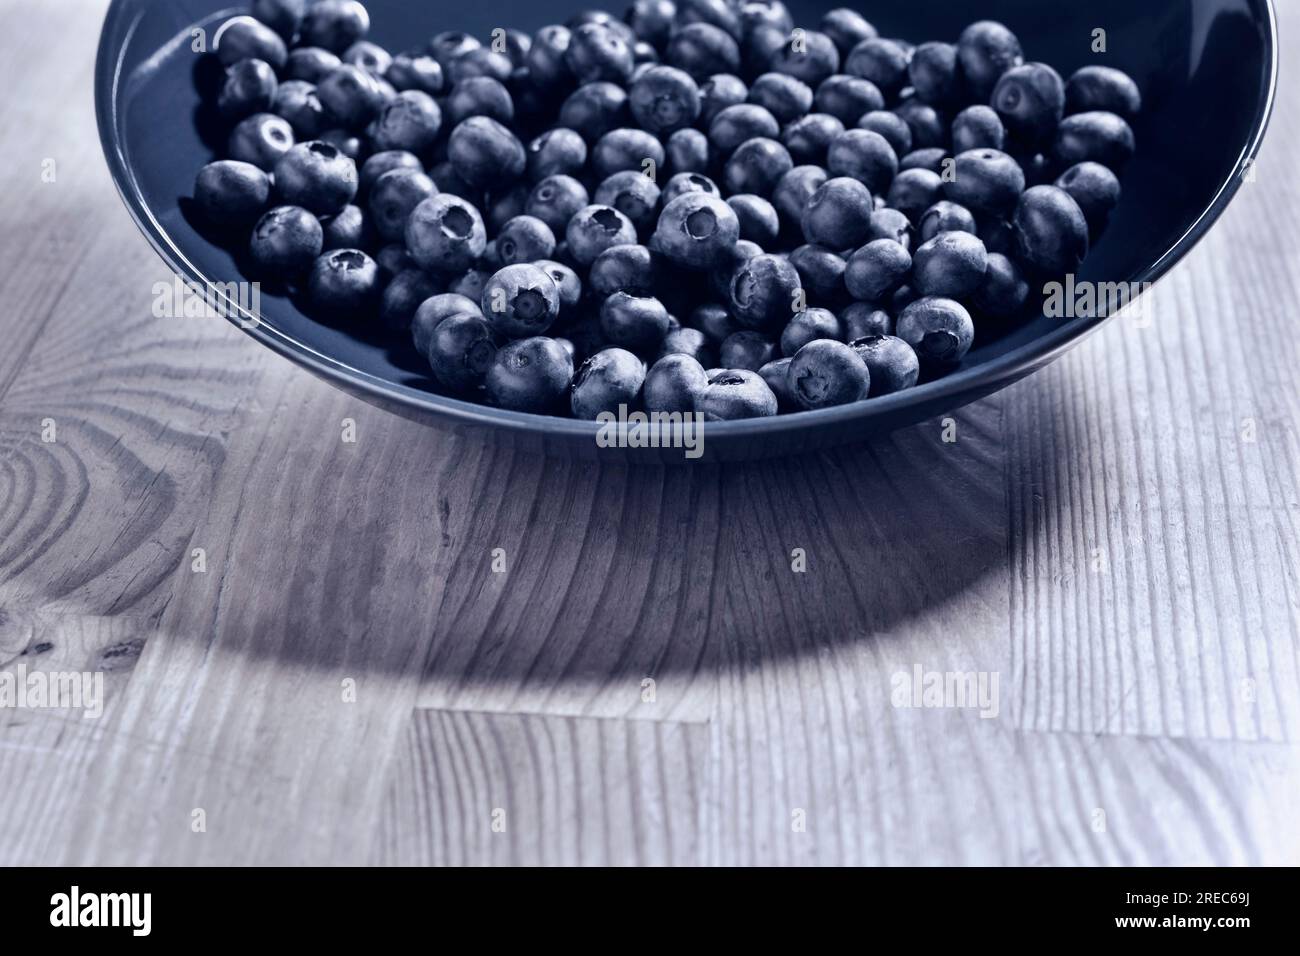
xmin=98 ymin=0 xmax=1276 ymax=455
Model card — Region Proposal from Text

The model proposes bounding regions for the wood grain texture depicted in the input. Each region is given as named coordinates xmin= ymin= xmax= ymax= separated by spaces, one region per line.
xmin=0 ymin=0 xmax=1297 ymax=866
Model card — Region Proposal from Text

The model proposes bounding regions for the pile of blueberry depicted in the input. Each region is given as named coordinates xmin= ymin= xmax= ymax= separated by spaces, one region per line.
xmin=192 ymin=0 xmax=1140 ymax=420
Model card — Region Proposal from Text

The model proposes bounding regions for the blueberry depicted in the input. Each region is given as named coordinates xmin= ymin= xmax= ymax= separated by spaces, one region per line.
xmin=194 ymin=160 xmax=271 ymax=226
xmin=497 ymin=215 xmax=558 ymax=265
xmin=627 ymin=65 xmax=702 ymax=135
xmin=992 ymin=63 xmax=1065 ymax=148
xmin=698 ymin=369 xmax=778 ymax=419
xmin=856 ymin=111 xmax=912 ymax=158
xmin=571 ymin=348 xmax=646 ymax=418
xmin=821 ymin=9 xmax=878 ymax=57
xmin=844 ymin=38 xmax=911 ymax=97
xmin=428 ymin=31 xmax=480 ymax=69
xmin=788 ymin=244 xmax=847 ymax=304
xmin=1013 ymin=184 xmax=1089 ymax=275
xmin=307 ymin=248 xmax=379 ymax=315
xmin=769 ymin=30 xmax=840 ymax=87
xmin=973 ymin=252 xmax=1030 ymax=318
xmin=727 ymin=194 xmax=780 ymax=246
xmin=952 ymin=105 xmax=1005 ymax=153
xmin=300 ymin=0 xmax=370 ymax=53
xmin=659 ymin=327 xmax=716 ymax=366
xmin=1065 ymin=66 xmax=1141 ymax=121
xmin=789 ymin=339 xmax=869 ymax=408
xmin=320 ymin=128 xmax=365 ymax=161
xmin=599 ymin=292 xmax=672 ymax=351
xmin=801 ymin=176 xmax=873 ymax=249
xmin=448 ymin=116 xmax=526 ymax=188
xmin=781 ymin=113 xmax=844 ymax=165
xmin=533 ymin=259 xmax=583 ymax=313
xmin=645 ymin=353 xmax=710 ymax=413
xmin=272 ymin=80 xmax=329 ymax=138
xmin=228 ymin=113 xmax=295 ymax=170
xmin=405 ymin=193 xmax=487 ymax=271
xmin=780 ymin=307 xmax=842 ymax=356
xmin=850 ymin=335 xmax=920 ymax=395
xmin=666 ymin=128 xmax=710 ymax=174
xmin=362 ymin=91 xmax=438 ymax=154
xmin=559 ymin=82 xmax=631 ymax=141
xmin=666 ymin=23 xmax=742 ymax=80
xmin=908 ymin=41 xmax=960 ymax=106
xmin=767 ymin=163 xmax=823 ymax=231
xmin=690 ymin=302 xmax=736 ymax=343
xmin=386 ymin=54 xmax=444 ymax=95
xmin=709 ymin=104 xmax=780 ymax=155
xmin=742 ymin=24 xmax=789 ymax=78
xmin=978 ymin=217 xmax=1017 ymax=256
xmin=252 ymin=0 xmax=306 ymax=39
xmin=677 ymin=0 xmax=742 ymax=39
xmin=865 ymin=207 xmax=913 ymax=248
xmin=912 ymin=230 xmax=988 ymax=297
xmin=565 ymin=22 xmax=635 ymax=84
xmin=827 ymin=128 xmax=897 ymax=193
xmin=425 ymin=312 xmax=498 ymax=392
xmin=627 ymin=0 xmax=679 ymax=48
xmin=758 ymin=357 xmax=797 ymax=408
xmin=811 ymin=76 xmax=882 ymax=129
xmin=1054 ymin=161 xmax=1121 ymax=233
xmin=748 ymin=72 xmax=814 ymax=125
xmin=412 ymin=292 xmax=483 ymax=356
xmin=274 ymin=141 xmax=358 ymax=215
xmin=918 ymin=200 xmax=977 ymax=244
xmin=322 ymin=203 xmax=371 ymax=249
xmin=956 ymin=20 xmax=1024 ymax=101
xmin=699 ymin=73 xmax=749 ymax=125
xmin=448 ymin=268 xmax=493 ymax=301
xmin=943 ymin=149 xmax=1025 ymax=217
xmin=845 ymin=238 xmax=912 ymax=301
xmin=343 ymin=40 xmax=393 ymax=77
xmin=896 ymin=296 xmax=975 ymax=368
xmin=592 ymin=128 xmax=665 ymax=179
xmin=709 ymin=238 xmax=763 ymax=299
xmin=447 ymin=47 xmax=514 ymax=85
xmin=841 ymin=301 xmax=893 ymax=340
xmin=317 ymin=65 xmax=385 ymax=128
xmin=359 ymin=150 xmax=422 ymax=196
xmin=482 ymin=263 xmax=560 ymax=336
xmin=526 ymin=175 xmax=591 ymax=233
xmin=661 ymin=172 xmax=721 ymax=207
xmin=1053 ymin=112 xmax=1136 ymax=170
xmin=589 ymin=243 xmax=659 ymax=296
xmin=893 ymin=99 xmax=947 ymax=150
xmin=379 ymin=268 xmax=440 ymax=330
xmin=568 ymin=11 xmax=638 ymax=46
xmin=526 ymin=26 xmax=573 ymax=90
xmin=899 ymin=147 xmax=948 ymax=174
xmin=723 ymin=138 xmax=793 ymax=196
xmin=376 ymin=242 xmax=415 ymax=280
xmin=729 ymin=253 xmax=801 ymax=330
xmin=885 ymin=168 xmax=942 ymax=224
xmin=215 ymin=16 xmax=288 ymax=70
xmin=651 ymin=193 xmax=740 ymax=269
xmin=720 ymin=330 xmax=777 ymax=371
xmin=218 ymin=59 xmax=278 ymax=121
xmin=287 ymin=47 xmax=342 ymax=83
xmin=446 ymin=76 xmax=514 ymax=126
xmin=567 ymin=204 xmax=639 ymax=266
xmin=526 ymin=128 xmax=588 ymax=182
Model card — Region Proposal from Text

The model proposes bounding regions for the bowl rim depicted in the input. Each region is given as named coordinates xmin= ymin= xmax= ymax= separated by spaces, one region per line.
xmin=94 ymin=0 xmax=1281 ymax=442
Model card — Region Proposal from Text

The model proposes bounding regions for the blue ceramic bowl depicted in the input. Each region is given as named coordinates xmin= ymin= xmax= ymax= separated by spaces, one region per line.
xmin=95 ymin=0 xmax=1278 ymax=461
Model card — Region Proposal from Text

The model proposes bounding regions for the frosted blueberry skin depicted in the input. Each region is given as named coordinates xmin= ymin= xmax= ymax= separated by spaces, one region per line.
xmin=566 ymin=22 xmax=636 ymax=84
xmin=974 ymin=252 xmax=1031 ymax=319
xmin=317 ymin=64 xmax=385 ymax=128
xmin=865 ymin=207 xmax=913 ymax=249
xmin=857 ymin=111 xmax=912 ymax=159
xmin=526 ymin=128 xmax=588 ymax=182
xmin=496 ymin=216 xmax=558 ymax=266
xmin=850 ymin=335 xmax=920 ymax=396
xmin=952 ymin=105 xmax=1005 ymax=153
xmin=300 ymin=0 xmax=370 ymax=54
xmin=691 ymin=303 xmax=737 ymax=344
xmin=841 ymin=302 xmax=893 ymax=341
xmin=899 ymin=147 xmax=949 ymax=175
xmin=481 ymin=263 xmax=561 ymax=337
xmin=368 ymin=168 xmax=436 ymax=242
xmin=405 ymin=194 xmax=487 ymax=272
xmin=782 ymin=113 xmax=844 ymax=166
xmin=272 ymin=80 xmax=329 ymax=139
xmin=943 ymin=149 xmax=1026 ymax=217
xmin=651 ymin=193 xmax=740 ymax=269
xmin=412 ymin=293 xmax=483 ymax=357
xmin=228 ymin=113 xmax=295 ymax=170
xmin=781 ymin=308 xmax=843 ymax=357
xmin=821 ymin=8 xmax=878 ymax=58
xmin=592 ymin=128 xmax=665 ymax=178
xmin=801 ymin=176 xmax=873 ymax=249
xmin=788 ymin=245 xmax=848 ymax=305
xmin=629 ymin=65 xmax=703 ymax=134
xmin=709 ymin=103 xmax=780 ymax=154
xmin=369 ymin=91 xmax=443 ymax=153
xmin=599 ymin=292 xmax=673 ymax=351
xmin=918 ymin=200 xmax=977 ymax=245
xmin=307 ymin=248 xmax=380 ymax=317
xmin=571 ymin=347 xmax=646 ymax=419
xmin=827 ymin=128 xmax=898 ymax=194
xmin=321 ymin=203 xmax=370 ymax=250
xmin=275 ymin=142 xmax=358 ymax=216
xmin=658 ymin=328 xmax=717 ymax=367
xmin=525 ymin=26 xmax=573 ymax=91
xmin=729 ymin=253 xmax=802 ymax=331
xmin=194 ymin=160 xmax=271 ymax=227
xmin=589 ymin=244 xmax=660 ymax=297
xmin=446 ymin=47 xmax=513 ymax=85
xmin=532 ymin=260 xmax=583 ymax=314
xmin=644 ymin=353 xmax=711 ymax=414
xmin=720 ymin=330 xmax=778 ymax=371
xmin=699 ymin=73 xmax=749 ymax=126
xmin=486 ymin=337 xmax=574 ymax=413
xmin=886 ymin=168 xmax=944 ymax=225
xmin=343 ymin=40 xmax=393 ymax=77
xmin=526 ymin=175 xmax=591 ymax=234
xmin=698 ymin=369 xmax=779 ymax=420
xmin=666 ymin=128 xmax=710 ymax=174
xmin=425 ymin=312 xmax=498 ymax=392
xmin=772 ymin=165 xmax=828 ymax=232
xmin=667 ymin=22 xmax=742 ymax=79
xmin=708 ymin=238 xmax=764 ymax=300
xmin=249 ymin=205 xmax=323 ymax=276
xmin=909 ymin=41 xmax=960 ymax=106
xmin=1013 ymin=185 xmax=1090 ymax=276
xmin=845 ymin=239 xmax=912 ymax=302
xmin=252 ymin=0 xmax=306 ymax=39
xmin=748 ymin=72 xmax=814 ymax=125
xmin=447 ymin=116 xmax=526 ymax=188
xmin=215 ymin=16 xmax=289 ymax=70
xmin=386 ymin=53 xmax=444 ymax=96
xmin=1065 ymin=66 xmax=1142 ymax=121
xmin=1054 ymin=162 xmax=1122 ymax=234
xmin=218 ymin=59 xmax=278 ymax=121
xmin=789 ymin=339 xmax=870 ymax=409
xmin=912 ymin=230 xmax=989 ymax=298
xmin=992 ymin=63 xmax=1066 ymax=148
xmin=758 ymin=357 xmax=798 ymax=410
xmin=894 ymin=99 xmax=947 ymax=150
xmin=726 ymin=194 xmax=780 ymax=246
xmin=359 ymin=150 xmax=421 ymax=197
xmin=287 ymin=47 xmax=341 ymax=83
xmin=724 ymin=137 xmax=794 ymax=196
xmin=627 ymin=0 xmax=679 ymax=50
xmin=768 ymin=30 xmax=841 ymax=87
xmin=956 ymin=20 xmax=1024 ymax=101
xmin=661 ymin=171 xmax=722 ymax=205
xmin=1053 ymin=112 xmax=1136 ymax=171
xmin=845 ymin=38 xmax=912 ymax=96
xmin=896 ymin=296 xmax=975 ymax=369
xmin=567 ymin=204 xmax=639 ymax=266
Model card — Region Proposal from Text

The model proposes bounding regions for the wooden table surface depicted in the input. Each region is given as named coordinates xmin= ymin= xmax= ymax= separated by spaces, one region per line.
xmin=1 ymin=0 xmax=1296 ymax=866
